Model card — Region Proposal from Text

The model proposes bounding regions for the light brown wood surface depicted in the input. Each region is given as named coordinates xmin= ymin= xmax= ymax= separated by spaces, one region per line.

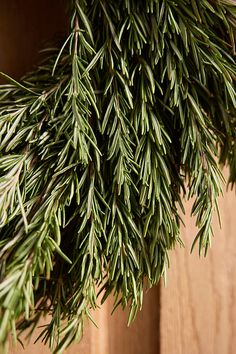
xmin=8 ymin=287 xmax=159 ymax=354
xmin=160 ymin=188 xmax=236 ymax=354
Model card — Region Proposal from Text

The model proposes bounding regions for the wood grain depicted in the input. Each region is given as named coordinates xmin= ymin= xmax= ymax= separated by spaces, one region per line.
xmin=160 ymin=185 xmax=236 ymax=354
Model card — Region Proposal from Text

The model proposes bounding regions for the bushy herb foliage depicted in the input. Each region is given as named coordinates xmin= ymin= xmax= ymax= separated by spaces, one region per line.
xmin=0 ymin=0 xmax=235 ymax=352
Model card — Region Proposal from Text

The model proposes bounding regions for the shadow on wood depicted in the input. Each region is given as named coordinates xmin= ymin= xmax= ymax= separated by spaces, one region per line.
xmin=0 ymin=0 xmax=67 ymax=81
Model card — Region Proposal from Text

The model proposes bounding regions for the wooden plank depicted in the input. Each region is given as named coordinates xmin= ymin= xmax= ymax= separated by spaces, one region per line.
xmin=106 ymin=286 xmax=160 ymax=354
xmin=9 ymin=286 xmax=159 ymax=354
xmin=160 ymin=186 xmax=236 ymax=354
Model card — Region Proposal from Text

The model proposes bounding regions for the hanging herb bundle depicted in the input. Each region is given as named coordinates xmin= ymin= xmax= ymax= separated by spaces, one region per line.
xmin=0 ymin=0 xmax=235 ymax=352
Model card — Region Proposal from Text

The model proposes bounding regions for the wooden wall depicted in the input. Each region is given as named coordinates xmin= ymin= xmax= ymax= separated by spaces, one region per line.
xmin=160 ymin=188 xmax=236 ymax=354
xmin=1 ymin=2 xmax=236 ymax=354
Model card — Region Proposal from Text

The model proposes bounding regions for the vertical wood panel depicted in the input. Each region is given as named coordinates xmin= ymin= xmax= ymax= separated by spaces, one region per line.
xmin=106 ymin=286 xmax=160 ymax=354
xmin=160 ymin=187 xmax=236 ymax=354
xmin=9 ymin=286 xmax=159 ymax=354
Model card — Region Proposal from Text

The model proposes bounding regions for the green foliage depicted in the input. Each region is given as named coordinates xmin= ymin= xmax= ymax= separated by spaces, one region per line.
xmin=0 ymin=0 xmax=235 ymax=352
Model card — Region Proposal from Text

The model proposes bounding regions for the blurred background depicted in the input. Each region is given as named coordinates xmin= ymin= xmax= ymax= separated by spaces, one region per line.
xmin=1 ymin=2 xmax=235 ymax=353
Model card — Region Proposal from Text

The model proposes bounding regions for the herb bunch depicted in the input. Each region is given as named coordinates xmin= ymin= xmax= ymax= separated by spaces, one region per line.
xmin=0 ymin=0 xmax=235 ymax=353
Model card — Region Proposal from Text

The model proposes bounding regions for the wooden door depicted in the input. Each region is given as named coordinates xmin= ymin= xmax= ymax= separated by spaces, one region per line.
xmin=1 ymin=2 xmax=236 ymax=354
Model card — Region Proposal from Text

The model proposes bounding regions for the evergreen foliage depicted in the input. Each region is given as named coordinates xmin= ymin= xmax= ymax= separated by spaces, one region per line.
xmin=0 ymin=0 xmax=235 ymax=352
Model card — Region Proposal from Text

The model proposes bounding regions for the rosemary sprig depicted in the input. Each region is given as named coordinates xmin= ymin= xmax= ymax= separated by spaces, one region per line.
xmin=0 ymin=0 xmax=235 ymax=353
